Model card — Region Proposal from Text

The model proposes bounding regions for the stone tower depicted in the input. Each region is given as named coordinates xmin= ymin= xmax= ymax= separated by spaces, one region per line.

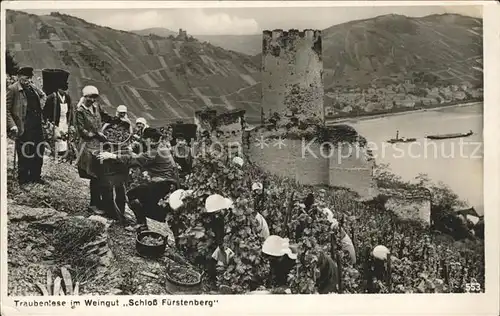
xmin=261 ymin=29 xmax=323 ymax=122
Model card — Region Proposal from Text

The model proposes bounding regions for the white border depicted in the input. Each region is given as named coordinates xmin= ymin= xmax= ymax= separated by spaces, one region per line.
xmin=1 ymin=2 xmax=499 ymax=316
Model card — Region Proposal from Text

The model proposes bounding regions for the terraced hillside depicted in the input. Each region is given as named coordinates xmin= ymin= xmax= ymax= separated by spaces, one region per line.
xmin=134 ymin=28 xmax=262 ymax=56
xmin=5 ymin=10 xmax=261 ymax=125
xmin=322 ymin=14 xmax=483 ymax=89
xmin=6 ymin=11 xmax=483 ymax=123
xmin=139 ymin=14 xmax=483 ymax=91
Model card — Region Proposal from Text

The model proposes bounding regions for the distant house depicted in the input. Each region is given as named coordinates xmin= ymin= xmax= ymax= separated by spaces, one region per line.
xmin=325 ymin=106 xmax=336 ymax=116
xmin=453 ymin=91 xmax=466 ymax=100
xmin=341 ymin=105 xmax=353 ymax=113
xmin=395 ymin=100 xmax=416 ymax=108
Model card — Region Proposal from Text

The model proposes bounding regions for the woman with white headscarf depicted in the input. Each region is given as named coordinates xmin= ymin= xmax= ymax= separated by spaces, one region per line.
xmin=75 ymin=85 xmax=119 ymax=214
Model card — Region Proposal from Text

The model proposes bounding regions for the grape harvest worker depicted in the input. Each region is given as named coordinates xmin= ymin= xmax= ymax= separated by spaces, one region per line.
xmin=134 ymin=117 xmax=148 ymax=138
xmin=370 ymin=245 xmax=399 ymax=282
xmin=130 ymin=117 xmax=149 ymax=154
xmin=322 ymin=208 xmax=356 ymax=265
xmin=262 ymin=235 xmax=339 ymax=294
xmin=251 ymin=182 xmax=270 ymax=240
xmin=172 ymin=135 xmax=193 ymax=178
xmin=115 ymin=105 xmax=131 ymax=125
xmin=42 ymin=69 xmax=74 ymax=157
xmin=97 ymin=127 xmax=180 ymax=232
xmin=75 ymin=85 xmax=117 ymax=214
xmin=204 ymin=194 xmax=236 ymax=266
xmin=6 ymin=66 xmax=48 ymax=185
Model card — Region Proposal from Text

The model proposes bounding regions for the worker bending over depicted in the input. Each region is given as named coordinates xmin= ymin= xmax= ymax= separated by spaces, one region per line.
xmin=97 ymin=127 xmax=179 ymax=232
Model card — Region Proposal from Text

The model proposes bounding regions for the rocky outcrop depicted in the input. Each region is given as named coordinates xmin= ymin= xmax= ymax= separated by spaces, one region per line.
xmin=8 ymin=201 xmax=68 ymax=223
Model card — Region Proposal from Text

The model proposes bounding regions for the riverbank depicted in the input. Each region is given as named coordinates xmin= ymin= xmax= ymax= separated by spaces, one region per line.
xmin=5 ymin=138 xmax=484 ymax=294
xmin=326 ymin=101 xmax=483 ymax=125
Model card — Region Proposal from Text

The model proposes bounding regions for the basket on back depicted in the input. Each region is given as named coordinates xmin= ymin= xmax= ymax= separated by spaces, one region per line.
xmin=42 ymin=68 xmax=70 ymax=95
xmin=171 ymin=122 xmax=197 ymax=146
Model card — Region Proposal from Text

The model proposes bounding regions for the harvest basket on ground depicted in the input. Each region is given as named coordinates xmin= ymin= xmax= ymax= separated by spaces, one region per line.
xmin=165 ymin=260 xmax=202 ymax=287
xmin=136 ymin=231 xmax=167 ymax=259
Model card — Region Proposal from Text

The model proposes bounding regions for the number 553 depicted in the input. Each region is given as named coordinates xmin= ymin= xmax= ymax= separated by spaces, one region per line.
xmin=465 ymin=279 xmax=481 ymax=292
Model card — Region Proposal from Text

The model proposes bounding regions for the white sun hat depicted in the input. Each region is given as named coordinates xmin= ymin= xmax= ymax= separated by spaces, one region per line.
xmin=262 ymin=235 xmax=298 ymax=260
xmin=252 ymin=182 xmax=263 ymax=191
xmin=232 ymin=156 xmax=244 ymax=167
xmin=82 ymin=85 xmax=99 ymax=96
xmin=117 ymin=105 xmax=127 ymax=113
xmin=168 ymin=189 xmax=192 ymax=210
xmin=136 ymin=117 xmax=147 ymax=125
xmin=372 ymin=245 xmax=390 ymax=260
xmin=205 ymin=194 xmax=233 ymax=213
xmin=322 ymin=208 xmax=337 ymax=227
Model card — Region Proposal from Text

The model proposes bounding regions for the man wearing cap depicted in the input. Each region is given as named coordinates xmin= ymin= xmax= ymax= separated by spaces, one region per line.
xmin=7 ymin=66 xmax=48 ymax=185
xmin=97 ymin=127 xmax=179 ymax=231
xmin=75 ymin=85 xmax=117 ymax=213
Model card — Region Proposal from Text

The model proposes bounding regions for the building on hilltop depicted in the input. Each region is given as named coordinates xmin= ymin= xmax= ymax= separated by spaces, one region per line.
xmin=261 ymin=29 xmax=324 ymax=122
xmin=178 ymin=28 xmax=188 ymax=41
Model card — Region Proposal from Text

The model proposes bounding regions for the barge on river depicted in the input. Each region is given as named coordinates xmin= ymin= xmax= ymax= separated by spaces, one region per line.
xmin=426 ymin=130 xmax=473 ymax=140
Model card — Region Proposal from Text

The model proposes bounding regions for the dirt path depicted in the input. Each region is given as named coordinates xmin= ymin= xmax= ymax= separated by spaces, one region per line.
xmin=6 ymin=140 xmax=208 ymax=296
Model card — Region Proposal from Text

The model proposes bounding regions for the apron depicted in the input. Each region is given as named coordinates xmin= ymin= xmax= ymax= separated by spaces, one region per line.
xmin=55 ymin=92 xmax=68 ymax=152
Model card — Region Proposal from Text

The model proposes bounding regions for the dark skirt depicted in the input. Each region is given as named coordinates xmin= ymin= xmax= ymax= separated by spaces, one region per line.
xmin=77 ymin=138 xmax=101 ymax=179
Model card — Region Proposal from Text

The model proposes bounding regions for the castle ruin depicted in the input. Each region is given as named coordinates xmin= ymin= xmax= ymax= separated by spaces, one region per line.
xmin=178 ymin=28 xmax=188 ymax=41
xmin=251 ymin=29 xmax=377 ymax=199
xmin=262 ymin=29 xmax=324 ymax=121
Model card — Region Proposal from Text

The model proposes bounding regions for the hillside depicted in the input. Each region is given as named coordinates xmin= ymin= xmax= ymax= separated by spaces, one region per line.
xmin=133 ymin=27 xmax=177 ymax=38
xmin=5 ymin=11 xmax=483 ymax=122
xmin=137 ymin=13 xmax=483 ymax=116
xmin=133 ymin=28 xmax=262 ymax=56
xmin=321 ymin=14 xmax=483 ymax=89
xmin=138 ymin=14 xmax=483 ymax=88
xmin=5 ymin=10 xmax=262 ymax=125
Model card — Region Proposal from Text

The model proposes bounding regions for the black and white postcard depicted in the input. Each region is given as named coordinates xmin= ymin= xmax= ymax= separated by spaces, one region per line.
xmin=1 ymin=1 xmax=499 ymax=316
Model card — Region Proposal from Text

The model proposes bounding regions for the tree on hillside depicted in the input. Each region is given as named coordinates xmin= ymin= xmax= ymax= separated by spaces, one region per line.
xmin=6 ymin=50 xmax=19 ymax=76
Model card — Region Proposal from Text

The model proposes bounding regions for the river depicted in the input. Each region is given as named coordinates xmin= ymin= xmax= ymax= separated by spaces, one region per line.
xmin=350 ymin=102 xmax=484 ymax=215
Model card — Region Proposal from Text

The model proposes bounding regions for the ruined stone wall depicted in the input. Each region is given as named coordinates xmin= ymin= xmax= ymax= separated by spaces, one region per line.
xmin=247 ymin=136 xmax=329 ymax=185
xmin=262 ymin=29 xmax=323 ymax=121
xmin=328 ymin=143 xmax=377 ymax=198
xmin=246 ymin=128 xmax=376 ymax=198
xmin=194 ymin=109 xmax=245 ymax=155
xmin=382 ymin=189 xmax=432 ymax=225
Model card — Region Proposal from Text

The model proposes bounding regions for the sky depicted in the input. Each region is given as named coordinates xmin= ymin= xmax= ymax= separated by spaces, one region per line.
xmin=18 ymin=5 xmax=482 ymax=35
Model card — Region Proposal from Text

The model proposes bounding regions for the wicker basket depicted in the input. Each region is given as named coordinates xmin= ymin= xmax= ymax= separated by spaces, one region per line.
xmin=101 ymin=123 xmax=133 ymax=147
xmin=165 ymin=261 xmax=202 ymax=287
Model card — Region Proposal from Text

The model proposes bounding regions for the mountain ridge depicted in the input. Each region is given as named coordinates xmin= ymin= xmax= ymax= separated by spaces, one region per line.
xmin=5 ymin=9 xmax=262 ymax=125
xmin=5 ymin=10 xmax=483 ymax=123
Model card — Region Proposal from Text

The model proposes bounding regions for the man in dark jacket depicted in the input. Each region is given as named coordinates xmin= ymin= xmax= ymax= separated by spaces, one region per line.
xmin=97 ymin=128 xmax=180 ymax=231
xmin=7 ymin=66 xmax=47 ymax=185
